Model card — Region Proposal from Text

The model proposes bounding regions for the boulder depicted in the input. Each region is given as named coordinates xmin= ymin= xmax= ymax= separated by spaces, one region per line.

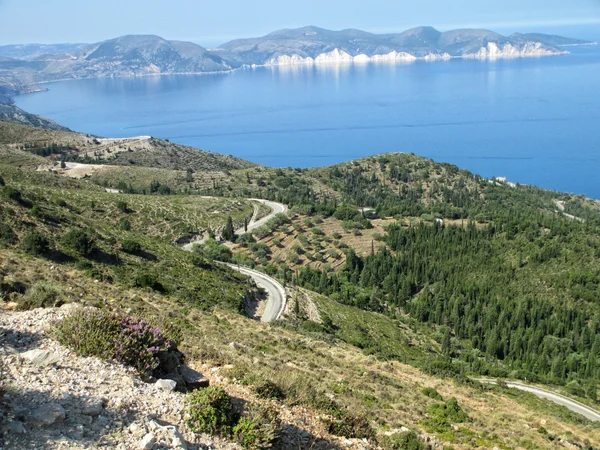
xmin=82 ymin=400 xmax=105 ymax=417
xmin=139 ymin=432 xmax=155 ymax=450
xmin=30 ymin=403 xmax=66 ymax=426
xmin=155 ymin=379 xmax=177 ymax=391
xmin=21 ymin=349 xmax=60 ymax=367
xmin=179 ymin=365 xmax=209 ymax=390
xmin=164 ymin=364 xmax=209 ymax=391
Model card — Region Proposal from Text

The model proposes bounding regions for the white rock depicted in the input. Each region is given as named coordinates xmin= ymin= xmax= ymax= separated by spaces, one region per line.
xmin=21 ymin=349 xmax=60 ymax=367
xmin=155 ymin=379 xmax=177 ymax=391
xmin=139 ymin=432 xmax=155 ymax=450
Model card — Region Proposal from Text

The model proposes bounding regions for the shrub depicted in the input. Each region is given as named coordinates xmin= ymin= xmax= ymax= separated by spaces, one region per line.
xmin=0 ymin=223 xmax=17 ymax=246
xmin=233 ymin=404 xmax=280 ymax=449
xmin=53 ymin=309 xmax=178 ymax=377
xmin=121 ymin=239 xmax=142 ymax=254
xmin=186 ymin=386 xmax=236 ymax=435
xmin=379 ymin=431 xmax=425 ymax=450
xmin=422 ymin=387 xmax=443 ymax=401
xmin=566 ymin=380 xmax=586 ymax=398
xmin=22 ymin=231 xmax=50 ymax=255
xmin=117 ymin=200 xmax=129 ymax=213
xmin=253 ymin=378 xmax=286 ymax=401
xmin=134 ymin=272 xmax=164 ymax=292
xmin=3 ymin=187 xmax=22 ymax=203
xmin=61 ymin=230 xmax=95 ymax=256
xmin=0 ymin=175 xmax=4 ymax=186
xmin=17 ymin=282 xmax=65 ymax=311
xmin=327 ymin=409 xmax=373 ymax=439
xmin=422 ymin=397 xmax=468 ymax=433
xmin=119 ymin=218 xmax=131 ymax=231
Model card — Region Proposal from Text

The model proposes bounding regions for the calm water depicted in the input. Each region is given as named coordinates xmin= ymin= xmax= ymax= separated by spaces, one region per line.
xmin=16 ymin=30 xmax=600 ymax=198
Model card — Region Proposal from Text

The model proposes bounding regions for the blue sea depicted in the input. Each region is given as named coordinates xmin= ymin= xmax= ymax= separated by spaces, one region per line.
xmin=15 ymin=26 xmax=600 ymax=198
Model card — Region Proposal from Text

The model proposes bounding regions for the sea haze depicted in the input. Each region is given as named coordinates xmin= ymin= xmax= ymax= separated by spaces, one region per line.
xmin=15 ymin=31 xmax=600 ymax=198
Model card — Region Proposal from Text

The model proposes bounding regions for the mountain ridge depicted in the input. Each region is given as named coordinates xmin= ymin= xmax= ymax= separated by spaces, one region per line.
xmin=0 ymin=26 xmax=593 ymax=94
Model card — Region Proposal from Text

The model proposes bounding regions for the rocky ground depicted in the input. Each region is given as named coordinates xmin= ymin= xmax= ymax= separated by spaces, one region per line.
xmin=0 ymin=306 xmax=375 ymax=450
xmin=0 ymin=306 xmax=238 ymax=450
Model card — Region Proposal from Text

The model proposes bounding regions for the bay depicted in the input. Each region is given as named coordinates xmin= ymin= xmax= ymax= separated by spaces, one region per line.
xmin=15 ymin=32 xmax=600 ymax=198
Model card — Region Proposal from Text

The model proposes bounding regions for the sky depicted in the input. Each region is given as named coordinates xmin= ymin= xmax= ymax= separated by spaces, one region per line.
xmin=0 ymin=0 xmax=599 ymax=46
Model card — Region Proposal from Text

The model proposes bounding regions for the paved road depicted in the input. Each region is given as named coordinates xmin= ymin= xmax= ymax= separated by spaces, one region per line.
xmin=225 ymin=264 xmax=287 ymax=322
xmin=243 ymin=199 xmax=288 ymax=234
xmin=183 ymin=197 xmax=288 ymax=322
xmin=474 ymin=378 xmax=600 ymax=422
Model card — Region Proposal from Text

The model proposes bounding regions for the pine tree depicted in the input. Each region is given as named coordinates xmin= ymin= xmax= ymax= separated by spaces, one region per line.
xmin=222 ymin=217 xmax=235 ymax=242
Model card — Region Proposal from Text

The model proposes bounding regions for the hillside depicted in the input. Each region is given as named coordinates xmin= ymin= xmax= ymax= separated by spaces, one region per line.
xmin=87 ymin=152 xmax=600 ymax=388
xmin=2 ymin=129 xmax=600 ymax=449
xmin=215 ymin=26 xmax=590 ymax=65
xmin=1 ymin=161 xmax=599 ymax=449
xmin=0 ymin=122 xmax=255 ymax=172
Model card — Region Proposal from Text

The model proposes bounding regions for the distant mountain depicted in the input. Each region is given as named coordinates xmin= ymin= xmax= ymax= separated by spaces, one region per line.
xmin=0 ymin=43 xmax=87 ymax=60
xmin=0 ymin=35 xmax=232 ymax=89
xmin=510 ymin=32 xmax=594 ymax=47
xmin=215 ymin=26 xmax=593 ymax=66
xmin=0 ymin=27 xmax=593 ymax=94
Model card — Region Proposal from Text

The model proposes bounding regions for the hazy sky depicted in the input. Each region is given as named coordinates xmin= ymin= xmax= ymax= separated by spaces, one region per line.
xmin=1 ymin=0 xmax=599 ymax=45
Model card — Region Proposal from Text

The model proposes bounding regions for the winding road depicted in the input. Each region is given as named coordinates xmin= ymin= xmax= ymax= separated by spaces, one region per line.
xmin=184 ymin=197 xmax=288 ymax=322
xmin=474 ymin=378 xmax=600 ymax=422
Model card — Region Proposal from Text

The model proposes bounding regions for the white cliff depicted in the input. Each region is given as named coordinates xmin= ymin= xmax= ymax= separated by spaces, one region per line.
xmin=464 ymin=42 xmax=566 ymax=60
xmin=261 ymin=43 xmax=560 ymax=68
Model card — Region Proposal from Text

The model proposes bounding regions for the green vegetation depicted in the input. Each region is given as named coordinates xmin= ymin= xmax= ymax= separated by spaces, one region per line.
xmin=379 ymin=431 xmax=425 ymax=450
xmin=233 ymin=404 xmax=280 ymax=449
xmin=17 ymin=281 xmax=65 ymax=310
xmin=186 ymin=386 xmax=237 ymax=435
xmin=421 ymin=397 xmax=469 ymax=433
xmin=53 ymin=309 xmax=179 ymax=377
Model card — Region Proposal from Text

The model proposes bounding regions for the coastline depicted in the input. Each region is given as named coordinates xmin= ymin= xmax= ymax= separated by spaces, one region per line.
xmin=16 ymin=46 xmax=573 ymax=96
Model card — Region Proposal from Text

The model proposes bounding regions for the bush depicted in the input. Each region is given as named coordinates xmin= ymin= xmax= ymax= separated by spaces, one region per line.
xmin=0 ymin=223 xmax=17 ymax=246
xmin=422 ymin=397 xmax=468 ymax=433
xmin=117 ymin=200 xmax=129 ymax=213
xmin=121 ymin=239 xmax=142 ymax=254
xmin=0 ymin=175 xmax=4 ymax=186
xmin=119 ymin=218 xmax=131 ymax=231
xmin=22 ymin=231 xmax=50 ymax=255
xmin=194 ymin=239 xmax=232 ymax=262
xmin=186 ymin=386 xmax=236 ymax=435
xmin=17 ymin=282 xmax=65 ymax=311
xmin=134 ymin=272 xmax=164 ymax=292
xmin=61 ymin=230 xmax=95 ymax=256
xmin=53 ymin=309 xmax=178 ymax=377
xmin=379 ymin=431 xmax=425 ymax=450
xmin=253 ymin=378 xmax=286 ymax=401
xmin=3 ymin=187 xmax=22 ymax=203
xmin=327 ymin=409 xmax=373 ymax=439
xmin=233 ymin=404 xmax=280 ymax=449
xmin=422 ymin=387 xmax=443 ymax=401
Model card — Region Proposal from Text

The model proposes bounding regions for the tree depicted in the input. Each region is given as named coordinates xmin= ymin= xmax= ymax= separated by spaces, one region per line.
xmin=222 ymin=217 xmax=236 ymax=242
xmin=442 ymin=327 xmax=452 ymax=356
xmin=61 ymin=230 xmax=95 ymax=256
xmin=22 ymin=232 xmax=50 ymax=256
xmin=60 ymin=157 xmax=66 ymax=169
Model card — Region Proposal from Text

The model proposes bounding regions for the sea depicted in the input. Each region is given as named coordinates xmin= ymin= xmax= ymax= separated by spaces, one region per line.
xmin=15 ymin=25 xmax=600 ymax=198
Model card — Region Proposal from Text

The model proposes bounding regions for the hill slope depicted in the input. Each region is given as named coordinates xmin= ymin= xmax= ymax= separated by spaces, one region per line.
xmin=1 ymin=160 xmax=599 ymax=449
xmin=0 ymin=122 xmax=255 ymax=171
